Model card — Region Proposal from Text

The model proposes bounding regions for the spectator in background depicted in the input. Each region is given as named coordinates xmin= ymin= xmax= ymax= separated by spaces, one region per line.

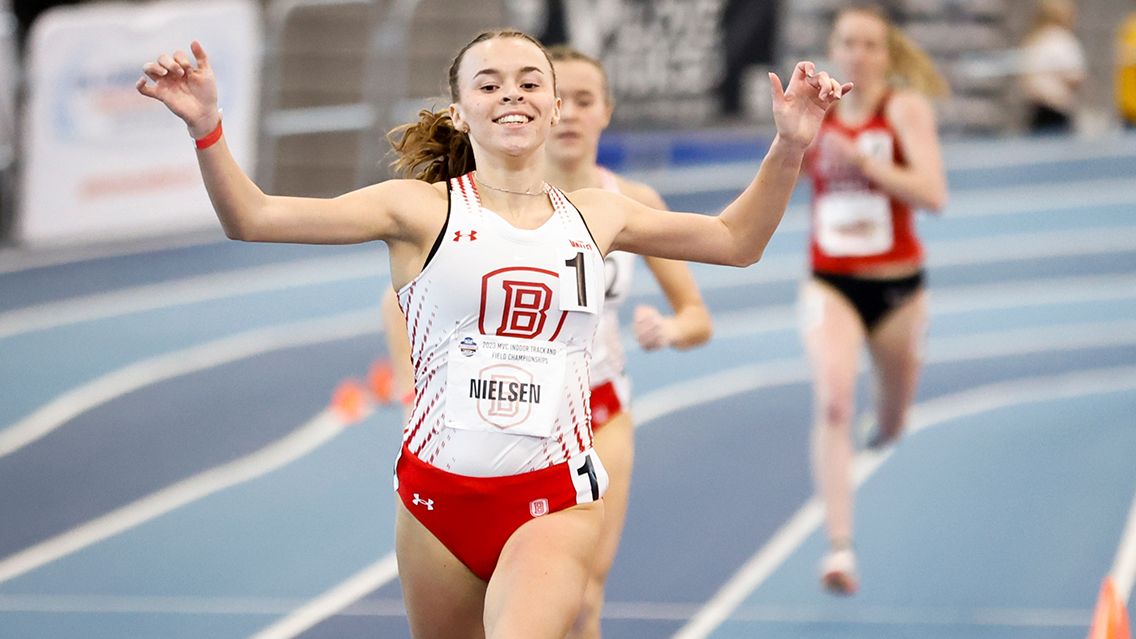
xmin=1018 ymin=0 xmax=1086 ymax=134
xmin=1117 ymin=1 xmax=1136 ymax=128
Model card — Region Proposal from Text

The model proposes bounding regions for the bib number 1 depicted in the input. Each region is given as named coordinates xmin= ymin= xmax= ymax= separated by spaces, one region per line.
xmin=559 ymin=250 xmax=599 ymax=314
xmin=567 ymin=449 xmax=608 ymax=503
xmin=565 ymin=252 xmax=588 ymax=308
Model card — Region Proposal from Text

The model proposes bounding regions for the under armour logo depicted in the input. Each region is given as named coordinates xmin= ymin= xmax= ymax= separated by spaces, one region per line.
xmin=412 ymin=493 xmax=434 ymax=510
xmin=453 ymin=230 xmax=478 ymax=242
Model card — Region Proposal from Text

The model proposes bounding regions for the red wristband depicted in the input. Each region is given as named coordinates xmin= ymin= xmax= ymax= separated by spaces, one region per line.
xmin=194 ymin=118 xmax=223 ymax=150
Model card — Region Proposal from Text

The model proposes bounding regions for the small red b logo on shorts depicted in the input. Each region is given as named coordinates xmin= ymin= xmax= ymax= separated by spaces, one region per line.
xmin=530 ymin=498 xmax=549 ymax=517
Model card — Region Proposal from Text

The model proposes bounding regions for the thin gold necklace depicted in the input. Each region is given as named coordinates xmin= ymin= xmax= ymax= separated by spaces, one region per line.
xmin=474 ymin=172 xmax=548 ymax=196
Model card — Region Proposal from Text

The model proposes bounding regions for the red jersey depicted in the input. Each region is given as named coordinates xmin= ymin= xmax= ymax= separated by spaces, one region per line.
xmin=804 ymin=93 xmax=923 ymax=274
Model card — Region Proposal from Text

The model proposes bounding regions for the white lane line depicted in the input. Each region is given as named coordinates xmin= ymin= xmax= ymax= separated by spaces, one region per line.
xmin=941 ymin=135 xmax=1136 ymax=171
xmin=632 ymin=226 xmax=1136 ymax=295
xmin=670 ymin=366 xmax=1136 ymax=639
xmin=4 ymin=269 xmax=1131 ymax=477
xmin=0 ymin=311 xmax=380 ymax=460
xmin=0 ymin=593 xmax=309 ymax=615
xmin=0 ymin=409 xmax=345 ymax=585
xmin=0 ymin=592 xmax=1092 ymax=628
xmin=0 ymin=594 xmax=317 ymax=615
xmin=0 ymin=320 xmax=1128 ymax=619
xmin=225 ymin=300 xmax=1127 ymax=639
xmin=4 ymin=194 xmax=1133 ymax=341
xmin=247 ymin=554 xmax=399 ymax=639
xmin=0 ymin=229 xmax=227 ymax=275
xmin=772 ymin=178 xmax=1136 ymax=234
xmin=635 ymin=320 xmax=1136 ymax=428
xmin=223 ymin=318 xmax=1136 ymax=639
xmin=2 ymin=134 xmax=1129 ymax=274
xmin=0 ymin=253 xmax=387 ymax=340
xmin=704 ymin=273 xmax=1136 ymax=340
xmin=7 ymin=269 xmax=1130 ymax=464
xmin=628 ymin=152 xmax=1134 ymax=197
xmin=603 ymin=601 xmax=1088 ymax=627
xmin=1110 ymin=491 xmax=1136 ymax=602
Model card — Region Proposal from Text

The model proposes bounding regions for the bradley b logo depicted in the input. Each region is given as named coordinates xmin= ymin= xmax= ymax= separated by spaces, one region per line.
xmin=478 ymin=266 xmax=567 ymax=341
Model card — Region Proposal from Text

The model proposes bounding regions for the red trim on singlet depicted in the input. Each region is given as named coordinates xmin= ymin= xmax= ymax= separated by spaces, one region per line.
xmin=804 ymin=93 xmax=923 ymax=274
xmin=467 ymin=174 xmax=481 ymax=205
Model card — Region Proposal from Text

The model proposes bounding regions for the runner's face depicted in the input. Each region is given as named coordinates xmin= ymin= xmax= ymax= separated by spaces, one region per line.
xmin=830 ymin=12 xmax=890 ymax=88
xmin=548 ymin=59 xmax=611 ymax=166
xmin=450 ymin=38 xmax=560 ymax=159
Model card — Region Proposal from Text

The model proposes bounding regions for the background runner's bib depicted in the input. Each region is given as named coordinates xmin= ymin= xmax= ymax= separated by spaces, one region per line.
xmin=815 ymin=190 xmax=894 ymax=257
xmin=445 ymin=334 xmax=566 ymax=438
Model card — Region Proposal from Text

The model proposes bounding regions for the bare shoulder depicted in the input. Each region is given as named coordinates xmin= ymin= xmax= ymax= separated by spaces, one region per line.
xmin=565 ymin=186 xmax=626 ymax=251
xmin=612 ymin=174 xmax=667 ymax=209
xmin=339 ymin=178 xmax=447 ymax=243
xmin=340 ymin=178 xmax=445 ymax=205
xmin=885 ymin=90 xmax=936 ymax=129
xmin=565 ymin=185 xmax=620 ymax=209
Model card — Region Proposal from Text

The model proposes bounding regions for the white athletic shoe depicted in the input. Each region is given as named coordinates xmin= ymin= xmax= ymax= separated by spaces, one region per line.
xmin=820 ymin=547 xmax=859 ymax=595
xmin=857 ymin=412 xmax=901 ymax=450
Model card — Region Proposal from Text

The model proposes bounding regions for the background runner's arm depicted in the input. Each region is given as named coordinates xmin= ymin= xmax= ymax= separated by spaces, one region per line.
xmin=860 ymin=91 xmax=947 ymax=213
xmin=618 ymin=179 xmax=713 ymax=350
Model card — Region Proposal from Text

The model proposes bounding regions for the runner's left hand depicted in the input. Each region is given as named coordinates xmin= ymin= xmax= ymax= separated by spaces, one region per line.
xmin=768 ymin=61 xmax=853 ymax=149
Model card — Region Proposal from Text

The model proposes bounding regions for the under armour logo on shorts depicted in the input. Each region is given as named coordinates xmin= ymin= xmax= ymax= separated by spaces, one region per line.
xmin=412 ymin=493 xmax=434 ymax=510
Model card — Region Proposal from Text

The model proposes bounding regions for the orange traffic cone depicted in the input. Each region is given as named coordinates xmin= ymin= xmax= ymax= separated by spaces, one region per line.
xmin=368 ymin=359 xmax=394 ymax=404
xmin=331 ymin=378 xmax=371 ymax=424
xmin=1088 ymin=577 xmax=1131 ymax=639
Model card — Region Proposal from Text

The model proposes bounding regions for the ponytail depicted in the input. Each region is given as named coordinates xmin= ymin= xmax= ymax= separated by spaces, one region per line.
xmin=886 ymin=25 xmax=950 ymax=98
xmin=387 ymin=109 xmax=475 ymax=183
xmin=835 ymin=5 xmax=950 ymax=99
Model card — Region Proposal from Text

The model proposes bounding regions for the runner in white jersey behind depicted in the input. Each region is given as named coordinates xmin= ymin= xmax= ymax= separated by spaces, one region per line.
xmin=138 ymin=29 xmax=849 ymax=638
xmin=380 ymin=45 xmax=713 ymax=638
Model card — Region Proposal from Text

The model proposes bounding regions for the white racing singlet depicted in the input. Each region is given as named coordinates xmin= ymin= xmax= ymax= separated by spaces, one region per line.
xmin=398 ymin=172 xmax=606 ymax=477
xmin=590 ymin=168 xmax=634 ymax=404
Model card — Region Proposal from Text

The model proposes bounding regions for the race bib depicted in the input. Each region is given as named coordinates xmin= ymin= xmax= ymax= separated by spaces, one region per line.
xmin=445 ymin=333 xmax=566 ymax=438
xmin=558 ymin=248 xmax=602 ymax=314
xmin=815 ymin=191 xmax=894 ymax=257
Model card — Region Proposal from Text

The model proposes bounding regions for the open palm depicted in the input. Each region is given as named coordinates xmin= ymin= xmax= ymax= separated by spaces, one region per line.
xmin=768 ymin=61 xmax=853 ymax=149
xmin=136 ymin=41 xmax=219 ymax=137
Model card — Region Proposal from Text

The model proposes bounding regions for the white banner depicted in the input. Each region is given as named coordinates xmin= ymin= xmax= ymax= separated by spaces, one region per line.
xmin=17 ymin=0 xmax=261 ymax=245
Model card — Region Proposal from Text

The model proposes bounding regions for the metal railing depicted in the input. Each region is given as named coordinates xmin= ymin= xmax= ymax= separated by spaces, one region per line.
xmin=256 ymin=0 xmax=421 ymax=193
xmin=0 ymin=0 xmax=18 ymax=240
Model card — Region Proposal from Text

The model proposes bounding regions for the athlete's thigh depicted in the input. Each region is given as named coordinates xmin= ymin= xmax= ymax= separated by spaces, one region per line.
xmin=395 ymin=502 xmax=488 ymax=639
xmin=866 ymin=289 xmax=928 ymax=401
xmin=799 ymin=279 xmax=866 ymax=398
xmin=484 ymin=501 xmax=605 ymax=639
xmin=590 ymin=411 xmax=634 ymax=580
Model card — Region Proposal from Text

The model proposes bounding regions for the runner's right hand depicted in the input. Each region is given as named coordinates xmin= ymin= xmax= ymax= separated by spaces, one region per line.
xmin=136 ymin=41 xmax=220 ymax=139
